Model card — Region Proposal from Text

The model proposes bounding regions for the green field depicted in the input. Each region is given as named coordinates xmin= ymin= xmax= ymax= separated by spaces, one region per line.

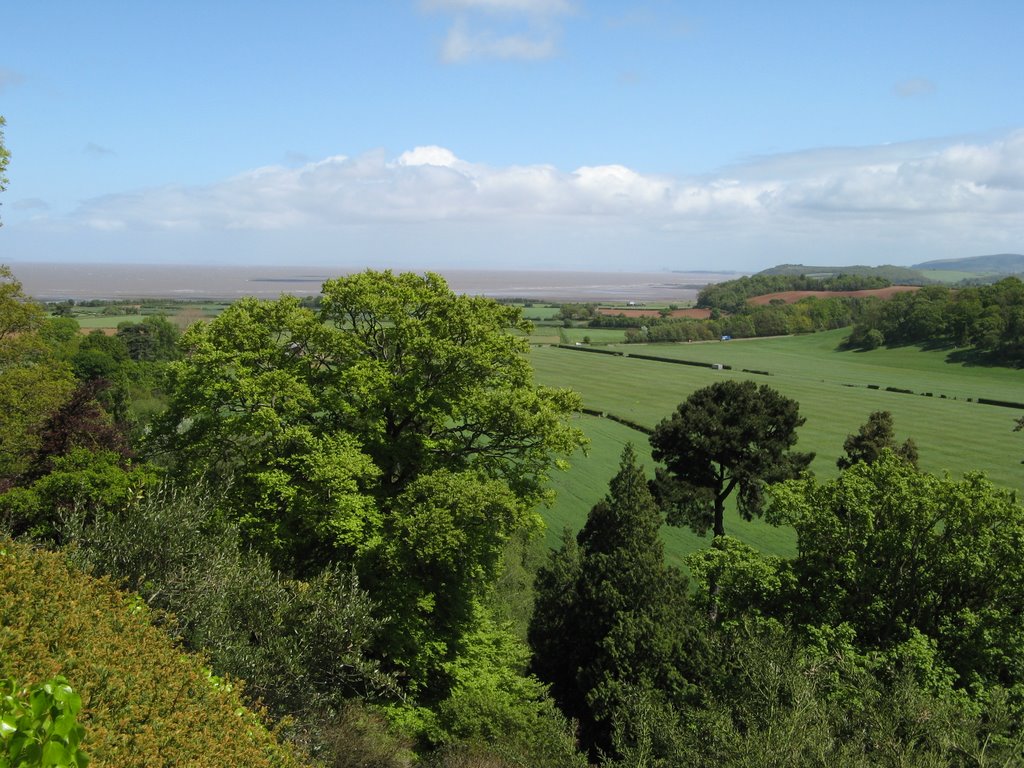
xmin=61 ymin=302 xmax=228 ymax=331
xmin=558 ymin=328 xmax=628 ymax=344
xmin=916 ymin=269 xmax=988 ymax=283
xmin=74 ymin=313 xmax=147 ymax=328
xmin=519 ymin=304 xmax=562 ymax=321
xmin=533 ymin=329 xmax=1024 ymax=562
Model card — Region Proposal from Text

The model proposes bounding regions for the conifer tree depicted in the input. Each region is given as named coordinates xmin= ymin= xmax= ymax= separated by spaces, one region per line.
xmin=837 ymin=410 xmax=918 ymax=469
xmin=529 ymin=445 xmax=698 ymax=758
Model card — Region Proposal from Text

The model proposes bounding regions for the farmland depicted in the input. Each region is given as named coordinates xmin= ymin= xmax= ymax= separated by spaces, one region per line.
xmin=531 ymin=327 xmax=1024 ymax=561
xmin=49 ymin=294 xmax=1024 ymax=566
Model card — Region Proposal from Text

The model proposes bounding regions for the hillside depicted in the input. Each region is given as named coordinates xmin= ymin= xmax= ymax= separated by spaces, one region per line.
xmin=913 ymin=253 xmax=1024 ymax=274
xmin=756 ymin=263 xmax=934 ymax=284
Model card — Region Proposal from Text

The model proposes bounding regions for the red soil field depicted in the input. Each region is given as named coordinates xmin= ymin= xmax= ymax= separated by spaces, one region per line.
xmin=747 ymin=286 xmax=921 ymax=305
xmin=596 ymin=307 xmax=713 ymax=319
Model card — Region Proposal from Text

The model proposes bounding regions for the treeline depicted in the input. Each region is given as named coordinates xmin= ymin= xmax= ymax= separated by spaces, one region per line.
xmin=846 ymin=278 xmax=1024 ymax=361
xmin=697 ymin=272 xmax=891 ymax=313
xmin=622 ymin=294 xmax=862 ymax=342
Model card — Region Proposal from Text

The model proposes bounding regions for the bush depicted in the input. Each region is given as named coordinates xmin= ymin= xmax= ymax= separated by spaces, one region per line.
xmin=0 ymin=537 xmax=303 ymax=767
xmin=65 ymin=484 xmax=393 ymax=722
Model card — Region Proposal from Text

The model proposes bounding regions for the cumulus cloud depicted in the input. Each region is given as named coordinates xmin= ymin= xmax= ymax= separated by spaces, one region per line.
xmin=425 ymin=0 xmax=573 ymax=62
xmin=441 ymin=19 xmax=557 ymax=62
xmin=61 ymin=132 xmax=1024 ymax=248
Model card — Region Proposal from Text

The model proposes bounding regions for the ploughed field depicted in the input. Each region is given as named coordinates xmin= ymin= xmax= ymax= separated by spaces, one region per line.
xmin=531 ymin=327 xmax=1024 ymax=563
xmin=746 ymin=285 xmax=921 ymax=304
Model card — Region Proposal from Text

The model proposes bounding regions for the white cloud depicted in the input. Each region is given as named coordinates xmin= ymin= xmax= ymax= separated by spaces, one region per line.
xmin=26 ymin=130 xmax=1019 ymax=271
xmin=440 ymin=19 xmax=557 ymax=62
xmin=425 ymin=0 xmax=572 ymax=62
xmin=59 ymin=132 xmax=1024 ymax=234
xmin=397 ymin=145 xmax=462 ymax=167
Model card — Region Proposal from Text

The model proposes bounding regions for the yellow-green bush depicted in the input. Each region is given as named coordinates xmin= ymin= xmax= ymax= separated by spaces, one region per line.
xmin=0 ymin=537 xmax=304 ymax=768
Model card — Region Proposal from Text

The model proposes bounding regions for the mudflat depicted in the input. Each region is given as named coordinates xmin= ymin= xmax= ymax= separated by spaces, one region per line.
xmin=10 ymin=262 xmax=739 ymax=303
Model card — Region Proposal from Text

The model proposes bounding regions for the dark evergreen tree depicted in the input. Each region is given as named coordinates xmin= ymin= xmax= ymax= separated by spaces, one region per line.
xmin=650 ymin=380 xmax=813 ymax=540
xmin=837 ymin=410 xmax=918 ymax=470
xmin=529 ymin=445 xmax=699 ymax=759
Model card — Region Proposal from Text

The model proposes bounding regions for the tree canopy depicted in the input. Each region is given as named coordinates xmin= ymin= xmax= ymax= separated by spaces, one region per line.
xmin=771 ymin=451 xmax=1024 ymax=689
xmin=530 ymin=445 xmax=698 ymax=758
xmin=649 ymin=380 xmax=813 ymax=539
xmin=837 ymin=409 xmax=918 ymax=469
xmin=149 ymin=269 xmax=586 ymax=693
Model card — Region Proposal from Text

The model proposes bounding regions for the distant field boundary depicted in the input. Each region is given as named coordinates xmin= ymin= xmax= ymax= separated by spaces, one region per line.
xmin=580 ymin=407 xmax=654 ymax=435
xmin=555 ymin=343 xmax=732 ymax=370
xmin=557 ymin=343 xmax=1024 ymax=413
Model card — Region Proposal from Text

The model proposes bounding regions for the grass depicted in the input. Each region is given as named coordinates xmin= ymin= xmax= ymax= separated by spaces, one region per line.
xmin=519 ymin=304 xmax=562 ymax=321
xmin=75 ymin=313 xmax=146 ymax=328
xmin=558 ymin=328 xmax=629 ymax=344
xmin=532 ymin=329 xmax=1024 ymax=563
xmin=915 ymin=269 xmax=989 ymax=283
xmin=64 ymin=303 xmax=226 ymax=331
xmin=609 ymin=329 xmax=1024 ymax=404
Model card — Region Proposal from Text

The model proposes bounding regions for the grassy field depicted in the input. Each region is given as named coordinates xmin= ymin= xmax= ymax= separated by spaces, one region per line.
xmin=558 ymin=328 xmax=629 ymax=344
xmin=916 ymin=269 xmax=989 ymax=283
xmin=533 ymin=329 xmax=1024 ymax=562
xmin=75 ymin=313 xmax=147 ymax=328
xmin=519 ymin=304 xmax=562 ymax=321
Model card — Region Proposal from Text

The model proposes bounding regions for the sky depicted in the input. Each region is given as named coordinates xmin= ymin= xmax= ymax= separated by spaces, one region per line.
xmin=2 ymin=0 xmax=1023 ymax=273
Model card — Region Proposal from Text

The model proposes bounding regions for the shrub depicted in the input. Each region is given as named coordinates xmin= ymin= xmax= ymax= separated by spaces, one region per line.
xmin=0 ymin=537 xmax=303 ymax=767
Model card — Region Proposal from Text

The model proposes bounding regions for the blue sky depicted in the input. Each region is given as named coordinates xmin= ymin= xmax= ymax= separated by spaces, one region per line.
xmin=2 ymin=0 xmax=1023 ymax=272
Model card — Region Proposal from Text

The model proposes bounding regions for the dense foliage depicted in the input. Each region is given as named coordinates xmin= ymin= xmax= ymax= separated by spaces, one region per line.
xmin=697 ymin=272 xmax=891 ymax=313
xmin=837 ymin=410 xmax=918 ymax=469
xmin=650 ymin=381 xmax=813 ymax=539
xmin=619 ymin=294 xmax=861 ymax=341
xmin=846 ymin=278 xmax=1024 ymax=361
xmin=530 ymin=446 xmax=699 ymax=759
xmin=0 ymin=537 xmax=302 ymax=767
xmin=0 ymin=676 xmax=89 ymax=768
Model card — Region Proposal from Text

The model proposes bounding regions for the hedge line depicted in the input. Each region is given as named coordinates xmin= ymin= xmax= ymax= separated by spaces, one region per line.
xmin=555 ymin=344 xmax=731 ymax=370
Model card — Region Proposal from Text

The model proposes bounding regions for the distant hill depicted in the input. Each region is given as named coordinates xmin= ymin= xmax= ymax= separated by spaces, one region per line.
xmin=756 ymin=264 xmax=934 ymax=285
xmin=912 ymin=253 xmax=1024 ymax=274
